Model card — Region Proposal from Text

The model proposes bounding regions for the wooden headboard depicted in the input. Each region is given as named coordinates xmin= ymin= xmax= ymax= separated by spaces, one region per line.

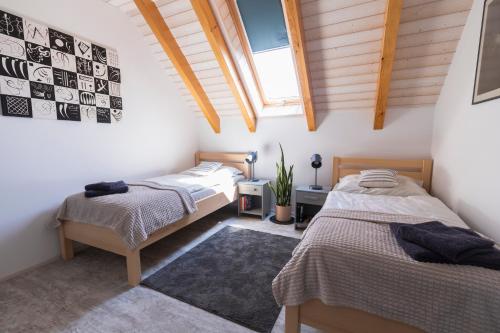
xmin=195 ymin=151 xmax=250 ymax=178
xmin=332 ymin=157 xmax=433 ymax=192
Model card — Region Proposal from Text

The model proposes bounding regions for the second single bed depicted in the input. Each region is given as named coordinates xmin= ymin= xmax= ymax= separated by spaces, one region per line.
xmin=273 ymin=157 xmax=500 ymax=333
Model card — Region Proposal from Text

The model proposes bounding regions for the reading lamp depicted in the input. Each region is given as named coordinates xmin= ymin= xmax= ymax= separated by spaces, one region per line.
xmin=245 ymin=151 xmax=258 ymax=182
xmin=310 ymin=154 xmax=323 ymax=190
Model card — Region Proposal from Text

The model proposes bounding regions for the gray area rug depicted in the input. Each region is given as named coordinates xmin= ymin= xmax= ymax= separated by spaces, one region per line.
xmin=142 ymin=226 xmax=299 ymax=333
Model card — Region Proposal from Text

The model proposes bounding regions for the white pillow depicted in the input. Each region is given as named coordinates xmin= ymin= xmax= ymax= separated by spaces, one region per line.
xmin=182 ymin=161 xmax=223 ymax=176
xmin=358 ymin=169 xmax=398 ymax=188
xmin=335 ymin=175 xmax=428 ymax=197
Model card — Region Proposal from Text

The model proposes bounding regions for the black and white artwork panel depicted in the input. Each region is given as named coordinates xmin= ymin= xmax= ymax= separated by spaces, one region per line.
xmin=80 ymin=105 xmax=96 ymax=122
xmin=107 ymin=49 xmax=119 ymax=67
xmin=93 ymin=61 xmax=107 ymax=80
xmin=96 ymin=107 xmax=111 ymax=123
xmin=53 ymin=68 xmax=77 ymax=89
xmin=77 ymin=73 xmax=94 ymax=92
xmin=23 ymin=18 xmax=49 ymax=47
xmin=0 ymin=10 xmax=24 ymax=40
xmin=0 ymin=9 xmax=122 ymax=123
xmin=76 ymin=56 xmax=93 ymax=76
xmin=28 ymin=62 xmax=53 ymax=84
xmin=111 ymin=109 xmax=122 ymax=123
xmin=74 ymin=37 xmax=92 ymax=60
xmin=30 ymin=81 xmax=55 ymax=100
xmin=94 ymin=78 xmax=108 ymax=95
xmin=56 ymin=102 xmax=80 ymax=121
xmin=107 ymin=66 xmax=120 ymax=83
xmin=109 ymin=81 xmax=120 ymax=97
xmin=54 ymin=86 xmax=79 ymax=104
xmin=25 ymin=42 xmax=51 ymax=65
xmin=0 ymin=34 xmax=26 ymax=59
xmin=79 ymin=90 xmax=95 ymax=106
xmin=1 ymin=94 xmax=32 ymax=117
xmin=109 ymin=96 xmax=122 ymax=110
xmin=0 ymin=75 xmax=30 ymax=97
xmin=92 ymin=44 xmax=106 ymax=64
xmin=31 ymin=99 xmax=56 ymax=120
xmin=49 ymin=28 xmax=74 ymax=55
xmin=0 ymin=54 xmax=28 ymax=79
xmin=51 ymin=49 xmax=76 ymax=72
xmin=95 ymin=93 xmax=109 ymax=108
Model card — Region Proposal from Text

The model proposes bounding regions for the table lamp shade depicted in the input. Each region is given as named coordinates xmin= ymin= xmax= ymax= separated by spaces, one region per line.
xmin=311 ymin=154 xmax=322 ymax=168
xmin=245 ymin=151 xmax=257 ymax=164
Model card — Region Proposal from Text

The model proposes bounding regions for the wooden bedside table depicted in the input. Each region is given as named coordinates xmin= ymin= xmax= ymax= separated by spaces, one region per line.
xmin=295 ymin=185 xmax=333 ymax=230
xmin=237 ymin=180 xmax=271 ymax=220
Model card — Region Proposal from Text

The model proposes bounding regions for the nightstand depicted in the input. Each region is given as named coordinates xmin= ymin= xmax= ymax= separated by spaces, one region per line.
xmin=237 ymin=180 xmax=271 ymax=220
xmin=295 ymin=185 xmax=332 ymax=230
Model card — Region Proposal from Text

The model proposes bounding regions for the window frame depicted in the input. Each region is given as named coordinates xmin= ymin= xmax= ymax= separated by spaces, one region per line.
xmin=226 ymin=0 xmax=301 ymax=107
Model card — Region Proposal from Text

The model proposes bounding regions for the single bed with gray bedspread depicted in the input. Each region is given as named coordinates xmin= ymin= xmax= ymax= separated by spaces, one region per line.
xmin=56 ymin=182 xmax=197 ymax=249
xmin=272 ymin=208 xmax=500 ymax=333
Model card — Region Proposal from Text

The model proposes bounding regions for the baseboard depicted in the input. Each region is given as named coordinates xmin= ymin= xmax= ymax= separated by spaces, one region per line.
xmin=0 ymin=242 xmax=88 ymax=283
xmin=0 ymin=255 xmax=60 ymax=283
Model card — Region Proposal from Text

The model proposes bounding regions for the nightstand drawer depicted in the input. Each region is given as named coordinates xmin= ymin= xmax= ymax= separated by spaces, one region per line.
xmin=239 ymin=184 xmax=262 ymax=195
xmin=296 ymin=191 xmax=328 ymax=206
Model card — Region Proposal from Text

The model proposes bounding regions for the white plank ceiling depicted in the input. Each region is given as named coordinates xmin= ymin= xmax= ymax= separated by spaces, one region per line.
xmin=104 ymin=0 xmax=472 ymax=117
xmin=106 ymin=0 xmax=241 ymax=117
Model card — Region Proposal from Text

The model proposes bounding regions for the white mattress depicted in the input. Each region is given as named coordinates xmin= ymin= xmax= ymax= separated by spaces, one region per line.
xmin=191 ymin=175 xmax=244 ymax=202
xmin=191 ymin=187 xmax=217 ymax=201
xmin=324 ymin=190 xmax=467 ymax=229
xmin=146 ymin=171 xmax=244 ymax=195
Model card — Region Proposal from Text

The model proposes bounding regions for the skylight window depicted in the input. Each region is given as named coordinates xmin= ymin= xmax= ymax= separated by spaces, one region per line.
xmin=235 ymin=0 xmax=300 ymax=105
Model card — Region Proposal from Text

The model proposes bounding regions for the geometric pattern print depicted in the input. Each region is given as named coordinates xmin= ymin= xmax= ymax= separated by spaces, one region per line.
xmin=0 ymin=9 xmax=122 ymax=123
xmin=6 ymin=95 xmax=30 ymax=115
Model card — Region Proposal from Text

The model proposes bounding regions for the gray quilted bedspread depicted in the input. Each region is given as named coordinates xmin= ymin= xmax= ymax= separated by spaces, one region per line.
xmin=272 ymin=209 xmax=500 ymax=333
xmin=57 ymin=182 xmax=197 ymax=249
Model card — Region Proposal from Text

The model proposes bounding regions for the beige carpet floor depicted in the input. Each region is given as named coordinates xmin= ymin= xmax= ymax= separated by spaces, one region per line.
xmin=0 ymin=206 xmax=321 ymax=333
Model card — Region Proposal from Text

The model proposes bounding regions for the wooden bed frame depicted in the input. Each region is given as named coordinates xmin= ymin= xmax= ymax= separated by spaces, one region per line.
xmin=58 ymin=151 xmax=249 ymax=286
xmin=285 ymin=157 xmax=433 ymax=333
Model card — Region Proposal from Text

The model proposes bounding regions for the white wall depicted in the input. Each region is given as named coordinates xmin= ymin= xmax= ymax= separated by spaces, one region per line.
xmin=432 ymin=0 xmax=500 ymax=242
xmin=198 ymin=107 xmax=434 ymax=188
xmin=0 ymin=0 xmax=198 ymax=279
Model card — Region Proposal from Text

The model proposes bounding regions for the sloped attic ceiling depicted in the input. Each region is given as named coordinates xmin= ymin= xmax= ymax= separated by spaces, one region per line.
xmin=103 ymin=0 xmax=473 ymax=129
xmin=105 ymin=0 xmax=244 ymax=119
xmin=304 ymin=0 xmax=472 ymax=111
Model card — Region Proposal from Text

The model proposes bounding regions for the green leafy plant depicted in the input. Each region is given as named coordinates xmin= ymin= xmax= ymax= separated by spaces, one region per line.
xmin=269 ymin=143 xmax=294 ymax=206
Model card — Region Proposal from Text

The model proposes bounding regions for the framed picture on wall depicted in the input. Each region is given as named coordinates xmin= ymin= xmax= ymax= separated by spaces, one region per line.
xmin=473 ymin=0 xmax=500 ymax=104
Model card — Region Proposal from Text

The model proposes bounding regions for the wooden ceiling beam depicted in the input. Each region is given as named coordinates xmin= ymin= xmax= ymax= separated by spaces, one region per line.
xmin=134 ymin=0 xmax=221 ymax=133
xmin=282 ymin=0 xmax=316 ymax=131
xmin=191 ymin=0 xmax=256 ymax=132
xmin=373 ymin=0 xmax=403 ymax=130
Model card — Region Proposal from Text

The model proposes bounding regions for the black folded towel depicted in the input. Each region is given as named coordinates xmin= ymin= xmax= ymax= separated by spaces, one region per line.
xmin=85 ymin=180 xmax=127 ymax=192
xmin=390 ymin=221 xmax=500 ymax=271
xmin=85 ymin=186 xmax=129 ymax=198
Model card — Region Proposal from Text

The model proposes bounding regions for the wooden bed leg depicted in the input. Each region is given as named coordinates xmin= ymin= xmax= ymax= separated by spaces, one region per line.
xmin=58 ymin=226 xmax=74 ymax=260
xmin=285 ymin=305 xmax=300 ymax=333
xmin=126 ymin=250 xmax=141 ymax=286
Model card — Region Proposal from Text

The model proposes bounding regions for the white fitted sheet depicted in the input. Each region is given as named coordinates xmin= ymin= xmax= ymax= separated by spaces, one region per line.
xmin=189 ymin=175 xmax=245 ymax=202
xmin=146 ymin=171 xmax=244 ymax=194
xmin=324 ymin=190 xmax=467 ymax=228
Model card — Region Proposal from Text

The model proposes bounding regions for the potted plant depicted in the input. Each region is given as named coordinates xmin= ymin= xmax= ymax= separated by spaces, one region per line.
xmin=270 ymin=144 xmax=294 ymax=222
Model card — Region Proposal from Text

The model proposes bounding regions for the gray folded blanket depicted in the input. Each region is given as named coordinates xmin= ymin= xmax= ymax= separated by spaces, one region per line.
xmin=390 ymin=221 xmax=500 ymax=270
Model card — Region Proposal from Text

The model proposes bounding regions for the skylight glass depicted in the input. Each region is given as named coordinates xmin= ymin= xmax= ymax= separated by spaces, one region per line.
xmin=236 ymin=0 xmax=289 ymax=53
xmin=235 ymin=0 xmax=300 ymax=104
xmin=252 ymin=47 xmax=299 ymax=100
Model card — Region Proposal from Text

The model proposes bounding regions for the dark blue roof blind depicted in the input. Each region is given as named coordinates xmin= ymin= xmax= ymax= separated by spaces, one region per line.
xmin=236 ymin=0 xmax=289 ymax=53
